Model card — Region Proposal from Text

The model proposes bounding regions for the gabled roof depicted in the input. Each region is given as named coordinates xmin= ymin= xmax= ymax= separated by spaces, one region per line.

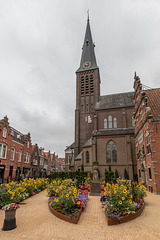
xmin=65 ymin=142 xmax=75 ymax=151
xmin=76 ymin=18 xmax=98 ymax=73
xmin=96 ymin=92 xmax=134 ymax=110
xmin=145 ymin=88 xmax=160 ymax=120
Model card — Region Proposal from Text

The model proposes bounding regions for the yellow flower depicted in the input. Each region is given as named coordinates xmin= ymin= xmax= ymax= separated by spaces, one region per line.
xmin=118 ymin=201 xmax=122 ymax=205
xmin=66 ymin=194 xmax=69 ymax=198
xmin=123 ymin=189 xmax=127 ymax=194
xmin=77 ymin=201 xmax=81 ymax=205
xmin=129 ymin=199 xmax=132 ymax=203
xmin=122 ymin=197 xmax=125 ymax=200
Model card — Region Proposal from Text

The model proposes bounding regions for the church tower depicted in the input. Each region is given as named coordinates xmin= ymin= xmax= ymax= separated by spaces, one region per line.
xmin=74 ymin=17 xmax=101 ymax=158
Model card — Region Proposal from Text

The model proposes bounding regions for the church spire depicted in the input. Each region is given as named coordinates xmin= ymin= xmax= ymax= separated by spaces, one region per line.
xmin=76 ymin=17 xmax=98 ymax=72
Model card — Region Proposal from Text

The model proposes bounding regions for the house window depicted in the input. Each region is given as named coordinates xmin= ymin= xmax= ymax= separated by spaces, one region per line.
xmin=0 ymin=143 xmax=7 ymax=159
xmin=3 ymin=128 xmax=7 ymax=138
xmin=33 ymin=159 xmax=38 ymax=165
xmin=132 ymin=116 xmax=135 ymax=127
xmin=25 ymin=152 xmax=30 ymax=163
xmin=86 ymin=151 xmax=89 ymax=163
xmin=146 ymin=135 xmax=151 ymax=154
xmin=10 ymin=147 xmax=15 ymax=161
xmin=148 ymin=167 xmax=152 ymax=180
xmin=113 ymin=118 xmax=117 ymax=128
xmin=18 ymin=150 xmax=22 ymax=162
xmin=35 ymin=152 xmax=37 ymax=157
xmin=108 ymin=116 xmax=112 ymax=128
xmin=40 ymin=157 xmax=43 ymax=166
xmin=27 ymin=141 xmax=30 ymax=148
xmin=107 ymin=141 xmax=117 ymax=163
xmin=104 ymin=119 xmax=107 ymax=128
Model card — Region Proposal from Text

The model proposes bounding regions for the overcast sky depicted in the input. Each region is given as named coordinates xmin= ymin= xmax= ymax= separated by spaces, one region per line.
xmin=0 ymin=0 xmax=160 ymax=157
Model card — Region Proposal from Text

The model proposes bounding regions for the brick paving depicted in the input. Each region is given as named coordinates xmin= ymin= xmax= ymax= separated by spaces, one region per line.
xmin=0 ymin=190 xmax=160 ymax=240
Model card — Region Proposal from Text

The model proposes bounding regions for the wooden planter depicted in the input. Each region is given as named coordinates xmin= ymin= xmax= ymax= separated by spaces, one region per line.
xmin=105 ymin=204 xmax=145 ymax=225
xmin=48 ymin=202 xmax=82 ymax=224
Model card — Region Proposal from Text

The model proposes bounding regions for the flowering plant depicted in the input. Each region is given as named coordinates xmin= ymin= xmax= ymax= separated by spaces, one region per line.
xmin=100 ymin=179 xmax=147 ymax=219
xmin=2 ymin=203 xmax=20 ymax=211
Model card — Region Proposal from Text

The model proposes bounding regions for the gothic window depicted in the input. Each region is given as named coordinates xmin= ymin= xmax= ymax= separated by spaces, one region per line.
xmin=86 ymin=151 xmax=89 ymax=163
xmin=113 ymin=118 xmax=117 ymax=128
xmin=85 ymin=75 xmax=89 ymax=94
xmin=106 ymin=141 xmax=117 ymax=163
xmin=108 ymin=115 xmax=112 ymax=128
xmin=81 ymin=105 xmax=84 ymax=112
xmin=104 ymin=118 xmax=107 ymax=128
xmin=81 ymin=76 xmax=84 ymax=95
xmin=0 ymin=143 xmax=7 ymax=159
xmin=90 ymin=74 xmax=94 ymax=93
xmin=3 ymin=128 xmax=7 ymax=138
xmin=11 ymin=147 xmax=15 ymax=161
xmin=18 ymin=150 xmax=22 ymax=162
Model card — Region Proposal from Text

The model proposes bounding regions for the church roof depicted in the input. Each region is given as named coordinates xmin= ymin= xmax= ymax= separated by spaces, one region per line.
xmin=75 ymin=151 xmax=83 ymax=160
xmin=96 ymin=92 xmax=135 ymax=110
xmin=76 ymin=18 xmax=98 ymax=73
xmin=82 ymin=138 xmax=92 ymax=148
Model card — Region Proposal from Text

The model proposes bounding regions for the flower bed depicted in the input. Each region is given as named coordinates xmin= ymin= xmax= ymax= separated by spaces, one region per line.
xmin=46 ymin=179 xmax=88 ymax=223
xmin=0 ymin=178 xmax=49 ymax=207
xmin=100 ymin=179 xmax=147 ymax=225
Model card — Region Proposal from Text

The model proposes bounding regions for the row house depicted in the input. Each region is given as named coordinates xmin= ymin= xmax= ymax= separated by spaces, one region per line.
xmin=0 ymin=116 xmax=32 ymax=183
xmin=57 ymin=158 xmax=65 ymax=171
xmin=134 ymin=74 xmax=160 ymax=194
xmin=65 ymin=143 xmax=74 ymax=171
xmin=31 ymin=145 xmax=52 ymax=178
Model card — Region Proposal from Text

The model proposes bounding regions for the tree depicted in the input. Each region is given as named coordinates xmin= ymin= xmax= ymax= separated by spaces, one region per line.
xmin=124 ymin=168 xmax=129 ymax=180
xmin=115 ymin=169 xmax=119 ymax=179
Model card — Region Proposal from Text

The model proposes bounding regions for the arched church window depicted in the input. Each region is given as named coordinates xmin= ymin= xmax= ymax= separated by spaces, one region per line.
xmin=108 ymin=115 xmax=112 ymax=128
xmin=106 ymin=141 xmax=117 ymax=163
xmin=113 ymin=118 xmax=117 ymax=128
xmin=85 ymin=75 xmax=89 ymax=94
xmin=81 ymin=76 xmax=84 ymax=95
xmin=86 ymin=151 xmax=89 ymax=163
xmin=104 ymin=119 xmax=107 ymax=128
xmin=90 ymin=74 xmax=94 ymax=93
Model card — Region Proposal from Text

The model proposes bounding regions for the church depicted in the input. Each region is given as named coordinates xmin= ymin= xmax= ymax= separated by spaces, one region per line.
xmin=65 ymin=17 xmax=137 ymax=179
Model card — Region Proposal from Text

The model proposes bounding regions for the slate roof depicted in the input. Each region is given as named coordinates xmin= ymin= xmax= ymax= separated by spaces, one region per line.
xmin=76 ymin=18 xmax=98 ymax=73
xmin=65 ymin=142 xmax=75 ymax=151
xmin=82 ymin=138 xmax=92 ymax=148
xmin=96 ymin=92 xmax=135 ymax=110
xmin=145 ymin=88 xmax=160 ymax=120
xmin=75 ymin=151 xmax=83 ymax=160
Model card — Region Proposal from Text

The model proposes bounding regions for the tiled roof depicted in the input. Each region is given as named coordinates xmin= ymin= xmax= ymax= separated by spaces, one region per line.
xmin=145 ymin=88 xmax=160 ymax=120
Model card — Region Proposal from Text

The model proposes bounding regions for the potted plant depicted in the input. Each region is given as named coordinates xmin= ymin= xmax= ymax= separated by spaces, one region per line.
xmin=2 ymin=203 xmax=20 ymax=231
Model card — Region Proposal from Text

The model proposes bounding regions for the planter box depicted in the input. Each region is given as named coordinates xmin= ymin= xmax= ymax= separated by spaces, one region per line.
xmin=2 ymin=209 xmax=17 ymax=231
xmin=48 ymin=202 xmax=82 ymax=224
xmin=105 ymin=204 xmax=145 ymax=225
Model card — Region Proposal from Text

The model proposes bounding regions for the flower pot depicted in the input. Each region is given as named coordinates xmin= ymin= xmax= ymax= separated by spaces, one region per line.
xmin=2 ymin=209 xmax=17 ymax=231
xmin=48 ymin=202 xmax=82 ymax=224
xmin=105 ymin=203 xmax=145 ymax=225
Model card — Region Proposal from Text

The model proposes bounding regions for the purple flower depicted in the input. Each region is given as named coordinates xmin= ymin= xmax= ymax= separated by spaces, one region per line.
xmin=136 ymin=203 xmax=140 ymax=209
xmin=48 ymin=196 xmax=56 ymax=202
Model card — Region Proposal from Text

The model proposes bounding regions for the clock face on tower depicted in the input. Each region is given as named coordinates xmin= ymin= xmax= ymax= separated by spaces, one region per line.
xmin=83 ymin=61 xmax=91 ymax=69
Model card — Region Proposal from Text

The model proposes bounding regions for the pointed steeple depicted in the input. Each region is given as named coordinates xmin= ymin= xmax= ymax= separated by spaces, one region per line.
xmin=76 ymin=17 xmax=98 ymax=72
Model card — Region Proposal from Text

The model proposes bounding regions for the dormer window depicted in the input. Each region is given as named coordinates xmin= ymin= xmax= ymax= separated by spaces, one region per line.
xmin=3 ymin=128 xmax=7 ymax=138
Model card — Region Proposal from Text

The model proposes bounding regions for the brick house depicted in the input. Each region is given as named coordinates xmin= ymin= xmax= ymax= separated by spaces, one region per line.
xmin=0 ymin=116 xmax=32 ymax=183
xmin=134 ymin=74 xmax=160 ymax=194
